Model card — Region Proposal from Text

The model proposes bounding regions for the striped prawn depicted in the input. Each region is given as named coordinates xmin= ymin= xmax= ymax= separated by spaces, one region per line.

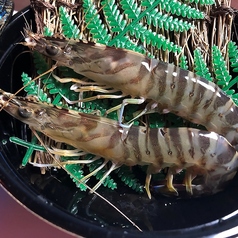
xmin=0 ymin=89 xmax=238 ymax=199
xmin=23 ymin=31 xmax=238 ymax=148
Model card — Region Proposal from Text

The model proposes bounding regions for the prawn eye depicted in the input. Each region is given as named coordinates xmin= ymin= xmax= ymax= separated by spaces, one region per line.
xmin=18 ymin=107 xmax=33 ymax=118
xmin=65 ymin=46 xmax=71 ymax=53
xmin=45 ymin=45 xmax=59 ymax=56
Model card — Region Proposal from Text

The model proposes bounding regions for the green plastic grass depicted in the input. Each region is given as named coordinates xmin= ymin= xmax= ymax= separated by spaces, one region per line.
xmin=194 ymin=48 xmax=213 ymax=81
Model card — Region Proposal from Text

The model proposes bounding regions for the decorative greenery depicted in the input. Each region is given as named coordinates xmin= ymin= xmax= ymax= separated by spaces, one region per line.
xmin=21 ymin=72 xmax=39 ymax=96
xmin=212 ymin=45 xmax=232 ymax=87
xmin=59 ymin=6 xmax=80 ymax=39
xmin=87 ymin=158 xmax=118 ymax=190
xmin=143 ymin=0 xmax=205 ymax=19
xmin=194 ymin=48 xmax=213 ymax=81
xmin=225 ymin=42 xmax=238 ymax=104
xmin=65 ymin=163 xmax=87 ymax=191
xmin=228 ymin=41 xmax=238 ymax=74
xmin=83 ymin=0 xmax=111 ymax=43
xmin=188 ymin=0 xmax=215 ymax=4
xmin=179 ymin=55 xmax=188 ymax=70
xmin=43 ymin=26 xmax=53 ymax=37
xmin=84 ymin=0 xmax=187 ymax=53
xmin=10 ymin=136 xmax=46 ymax=166
xmin=115 ymin=166 xmax=144 ymax=193
xmin=50 ymin=0 xmax=213 ymax=55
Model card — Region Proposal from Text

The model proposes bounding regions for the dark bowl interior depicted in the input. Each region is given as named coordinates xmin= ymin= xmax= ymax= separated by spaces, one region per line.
xmin=1 ymin=7 xmax=238 ymax=238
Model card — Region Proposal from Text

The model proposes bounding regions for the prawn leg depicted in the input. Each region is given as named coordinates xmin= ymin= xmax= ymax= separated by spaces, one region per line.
xmin=53 ymin=73 xmax=123 ymax=104
xmin=184 ymin=168 xmax=197 ymax=195
xmin=166 ymin=167 xmax=179 ymax=196
xmin=77 ymin=158 xmax=108 ymax=183
xmin=145 ymin=174 xmax=152 ymax=199
xmin=61 ymin=92 xmax=125 ymax=104
xmin=118 ymin=98 xmax=145 ymax=140
xmin=127 ymin=100 xmax=160 ymax=124
xmin=90 ymin=162 xmax=120 ymax=193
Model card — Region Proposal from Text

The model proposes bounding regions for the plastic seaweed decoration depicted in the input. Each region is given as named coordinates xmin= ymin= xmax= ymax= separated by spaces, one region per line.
xmin=193 ymin=48 xmax=212 ymax=81
xmin=188 ymin=0 xmax=215 ymax=3
xmin=212 ymin=45 xmax=232 ymax=86
xmin=64 ymin=163 xmax=87 ymax=191
xmin=87 ymin=158 xmax=118 ymax=190
xmin=34 ymin=0 xmax=216 ymax=61
xmin=59 ymin=6 xmax=80 ymax=39
xmin=81 ymin=0 xmax=210 ymax=55
xmin=179 ymin=55 xmax=188 ymax=70
xmin=225 ymin=41 xmax=238 ymax=104
xmin=115 ymin=166 xmax=144 ymax=193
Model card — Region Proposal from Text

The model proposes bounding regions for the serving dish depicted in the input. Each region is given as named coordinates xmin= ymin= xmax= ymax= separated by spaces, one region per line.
xmin=1 ymin=6 xmax=238 ymax=237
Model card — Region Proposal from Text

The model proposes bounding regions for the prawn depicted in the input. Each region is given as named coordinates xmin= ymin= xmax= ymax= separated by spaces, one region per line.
xmin=23 ymin=32 xmax=238 ymax=148
xmin=0 ymin=89 xmax=238 ymax=199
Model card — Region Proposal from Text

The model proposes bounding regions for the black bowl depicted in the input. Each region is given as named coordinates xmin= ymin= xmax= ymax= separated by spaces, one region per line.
xmin=1 ymin=7 xmax=238 ymax=238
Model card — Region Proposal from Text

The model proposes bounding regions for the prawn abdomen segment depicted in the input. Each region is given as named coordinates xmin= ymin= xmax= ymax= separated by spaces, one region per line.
xmin=148 ymin=63 xmax=238 ymax=144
